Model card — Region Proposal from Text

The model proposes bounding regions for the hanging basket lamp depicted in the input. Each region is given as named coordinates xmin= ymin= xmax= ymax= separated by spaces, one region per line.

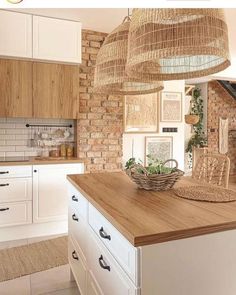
xmin=126 ymin=9 xmax=231 ymax=81
xmin=93 ymin=16 xmax=164 ymax=95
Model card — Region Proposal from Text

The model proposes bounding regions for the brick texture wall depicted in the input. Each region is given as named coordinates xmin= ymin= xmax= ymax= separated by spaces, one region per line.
xmin=77 ymin=30 xmax=123 ymax=173
xmin=208 ymin=81 xmax=236 ymax=175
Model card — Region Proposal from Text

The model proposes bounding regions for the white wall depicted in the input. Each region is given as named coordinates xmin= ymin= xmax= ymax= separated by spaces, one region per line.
xmin=123 ymin=80 xmax=185 ymax=171
xmin=184 ymin=94 xmax=192 ymax=173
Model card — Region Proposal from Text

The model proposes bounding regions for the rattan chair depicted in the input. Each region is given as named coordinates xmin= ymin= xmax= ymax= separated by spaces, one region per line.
xmin=192 ymin=153 xmax=230 ymax=188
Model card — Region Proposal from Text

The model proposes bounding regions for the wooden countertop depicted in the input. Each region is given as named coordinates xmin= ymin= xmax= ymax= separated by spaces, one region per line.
xmin=68 ymin=172 xmax=236 ymax=247
xmin=0 ymin=157 xmax=84 ymax=166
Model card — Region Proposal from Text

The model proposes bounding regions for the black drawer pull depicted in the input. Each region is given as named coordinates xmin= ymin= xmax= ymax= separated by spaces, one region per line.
xmin=0 ymin=171 xmax=9 ymax=175
xmin=72 ymin=195 xmax=78 ymax=202
xmin=99 ymin=227 xmax=111 ymax=241
xmin=99 ymin=255 xmax=110 ymax=272
xmin=0 ymin=183 xmax=9 ymax=187
xmin=72 ymin=214 xmax=79 ymax=222
xmin=0 ymin=208 xmax=9 ymax=212
xmin=72 ymin=250 xmax=79 ymax=260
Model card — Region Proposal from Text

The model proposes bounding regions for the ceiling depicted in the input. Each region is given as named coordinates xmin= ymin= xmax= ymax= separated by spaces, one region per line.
xmin=13 ymin=8 xmax=236 ymax=82
xmin=14 ymin=8 xmax=127 ymax=33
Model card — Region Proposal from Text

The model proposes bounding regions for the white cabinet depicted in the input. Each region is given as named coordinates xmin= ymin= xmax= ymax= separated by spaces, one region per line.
xmin=0 ymin=165 xmax=32 ymax=179
xmin=0 ymin=178 xmax=32 ymax=203
xmin=33 ymin=16 xmax=81 ymax=64
xmin=0 ymin=11 xmax=81 ymax=64
xmin=0 ymin=201 xmax=32 ymax=228
xmin=0 ymin=165 xmax=32 ymax=228
xmin=33 ymin=164 xmax=83 ymax=223
xmin=89 ymin=204 xmax=138 ymax=285
xmin=69 ymin=237 xmax=87 ymax=295
xmin=87 ymin=271 xmax=103 ymax=295
xmin=87 ymin=230 xmax=138 ymax=295
xmin=0 ymin=10 xmax=32 ymax=58
xmin=68 ymin=183 xmax=139 ymax=295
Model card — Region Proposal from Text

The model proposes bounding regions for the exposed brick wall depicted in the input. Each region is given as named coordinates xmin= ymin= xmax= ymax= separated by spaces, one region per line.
xmin=207 ymin=81 xmax=236 ymax=175
xmin=77 ymin=30 xmax=123 ymax=173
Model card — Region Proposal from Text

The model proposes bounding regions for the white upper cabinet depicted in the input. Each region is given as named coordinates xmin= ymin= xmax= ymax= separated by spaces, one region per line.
xmin=0 ymin=11 xmax=81 ymax=64
xmin=0 ymin=10 xmax=32 ymax=58
xmin=33 ymin=16 xmax=81 ymax=64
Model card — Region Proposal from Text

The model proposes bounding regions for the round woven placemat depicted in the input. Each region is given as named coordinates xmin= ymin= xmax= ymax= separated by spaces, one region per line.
xmin=174 ymin=186 xmax=236 ymax=203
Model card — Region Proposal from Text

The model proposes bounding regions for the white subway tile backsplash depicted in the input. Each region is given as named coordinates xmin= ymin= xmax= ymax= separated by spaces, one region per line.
xmin=15 ymin=123 xmax=28 ymax=129
xmin=15 ymin=135 xmax=28 ymax=140
xmin=6 ymin=118 xmax=26 ymax=123
xmin=24 ymin=151 xmax=38 ymax=156
xmin=0 ymin=118 xmax=74 ymax=158
xmin=0 ymin=146 xmax=15 ymax=152
xmin=1 ymin=135 xmax=15 ymax=140
xmin=15 ymin=146 xmax=32 ymax=151
xmin=6 ymin=140 xmax=26 ymax=146
xmin=6 ymin=129 xmax=26 ymax=135
xmin=0 ymin=124 xmax=15 ymax=129
xmin=5 ymin=152 xmax=24 ymax=157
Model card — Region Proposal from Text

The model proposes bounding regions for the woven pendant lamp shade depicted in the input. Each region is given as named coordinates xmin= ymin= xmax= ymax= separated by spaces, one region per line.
xmin=94 ymin=17 xmax=164 ymax=95
xmin=126 ymin=9 xmax=231 ymax=81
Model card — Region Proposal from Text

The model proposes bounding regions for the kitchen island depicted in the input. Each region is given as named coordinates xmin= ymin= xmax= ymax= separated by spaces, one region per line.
xmin=67 ymin=172 xmax=236 ymax=295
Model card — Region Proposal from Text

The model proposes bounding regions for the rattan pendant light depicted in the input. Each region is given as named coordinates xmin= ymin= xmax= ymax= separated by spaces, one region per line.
xmin=93 ymin=14 xmax=164 ymax=95
xmin=126 ymin=9 xmax=231 ymax=81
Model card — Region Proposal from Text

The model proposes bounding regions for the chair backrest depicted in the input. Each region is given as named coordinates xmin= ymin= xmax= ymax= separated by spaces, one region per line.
xmin=192 ymin=146 xmax=208 ymax=171
xmin=192 ymin=153 xmax=230 ymax=188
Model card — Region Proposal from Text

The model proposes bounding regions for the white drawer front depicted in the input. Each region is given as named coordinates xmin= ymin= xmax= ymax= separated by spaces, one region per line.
xmin=0 ymin=178 xmax=32 ymax=203
xmin=87 ymin=270 xmax=104 ymax=295
xmin=69 ymin=206 xmax=87 ymax=261
xmin=89 ymin=204 xmax=138 ymax=285
xmin=68 ymin=184 xmax=88 ymax=221
xmin=0 ymin=201 xmax=32 ymax=227
xmin=68 ymin=237 xmax=86 ymax=295
xmin=0 ymin=166 xmax=32 ymax=179
xmin=87 ymin=230 xmax=138 ymax=295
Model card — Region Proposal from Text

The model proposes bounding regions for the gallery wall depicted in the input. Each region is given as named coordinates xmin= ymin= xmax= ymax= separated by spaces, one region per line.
xmin=123 ymin=80 xmax=185 ymax=171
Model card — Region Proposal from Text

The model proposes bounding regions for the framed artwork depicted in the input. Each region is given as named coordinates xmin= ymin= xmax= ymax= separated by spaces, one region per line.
xmin=145 ymin=136 xmax=173 ymax=166
xmin=124 ymin=93 xmax=159 ymax=133
xmin=160 ymin=92 xmax=182 ymax=122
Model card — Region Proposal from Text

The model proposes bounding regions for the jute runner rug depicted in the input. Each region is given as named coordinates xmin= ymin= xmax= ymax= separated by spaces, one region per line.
xmin=0 ymin=236 xmax=68 ymax=282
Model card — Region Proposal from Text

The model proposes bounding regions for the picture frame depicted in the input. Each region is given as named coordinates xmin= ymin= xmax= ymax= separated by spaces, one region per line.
xmin=123 ymin=93 xmax=159 ymax=133
xmin=145 ymin=136 xmax=173 ymax=166
xmin=160 ymin=91 xmax=182 ymax=122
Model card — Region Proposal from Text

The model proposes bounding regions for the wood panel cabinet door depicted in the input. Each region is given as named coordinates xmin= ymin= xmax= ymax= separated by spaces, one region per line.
xmin=33 ymin=62 xmax=79 ymax=119
xmin=0 ymin=59 xmax=33 ymax=117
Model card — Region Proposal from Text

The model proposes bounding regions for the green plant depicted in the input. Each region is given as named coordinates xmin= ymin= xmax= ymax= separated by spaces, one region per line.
xmin=125 ymin=155 xmax=176 ymax=175
xmin=186 ymin=88 xmax=207 ymax=167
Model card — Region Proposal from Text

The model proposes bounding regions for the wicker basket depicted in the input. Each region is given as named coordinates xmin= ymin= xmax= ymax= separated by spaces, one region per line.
xmin=126 ymin=159 xmax=184 ymax=191
xmin=185 ymin=114 xmax=200 ymax=125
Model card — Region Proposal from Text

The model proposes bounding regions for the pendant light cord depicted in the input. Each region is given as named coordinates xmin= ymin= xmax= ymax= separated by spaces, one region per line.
xmin=123 ymin=8 xmax=131 ymax=23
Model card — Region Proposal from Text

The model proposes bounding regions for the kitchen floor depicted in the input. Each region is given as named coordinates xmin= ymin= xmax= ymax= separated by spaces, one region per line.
xmin=0 ymin=265 xmax=79 ymax=295
xmin=0 ymin=235 xmax=80 ymax=295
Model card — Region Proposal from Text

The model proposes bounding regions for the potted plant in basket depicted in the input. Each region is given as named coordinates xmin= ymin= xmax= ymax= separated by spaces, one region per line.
xmin=125 ymin=155 xmax=184 ymax=191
